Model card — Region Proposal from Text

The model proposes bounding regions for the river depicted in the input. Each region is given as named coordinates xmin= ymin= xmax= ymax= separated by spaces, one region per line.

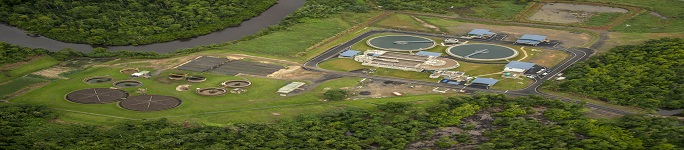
xmin=0 ymin=0 xmax=305 ymax=54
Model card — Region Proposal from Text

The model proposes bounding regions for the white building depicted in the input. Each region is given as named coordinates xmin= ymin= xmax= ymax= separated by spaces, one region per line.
xmin=503 ymin=61 xmax=535 ymax=73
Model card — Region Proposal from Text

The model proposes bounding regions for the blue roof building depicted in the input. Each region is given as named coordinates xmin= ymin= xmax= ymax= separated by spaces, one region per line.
xmin=416 ymin=51 xmax=442 ymax=57
xmin=339 ymin=50 xmax=361 ymax=58
xmin=467 ymin=29 xmax=496 ymax=38
xmin=471 ymin=78 xmax=499 ymax=87
xmin=504 ymin=61 xmax=536 ymax=73
xmin=515 ymin=34 xmax=547 ymax=46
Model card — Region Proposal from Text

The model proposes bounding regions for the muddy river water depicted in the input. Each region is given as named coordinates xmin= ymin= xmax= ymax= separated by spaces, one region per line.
xmin=0 ymin=0 xmax=305 ymax=53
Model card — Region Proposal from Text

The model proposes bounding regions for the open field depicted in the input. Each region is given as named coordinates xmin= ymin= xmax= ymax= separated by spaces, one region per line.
xmin=0 ymin=75 xmax=50 ymax=98
xmin=528 ymin=3 xmax=627 ymax=24
xmin=597 ymin=32 xmax=684 ymax=53
xmin=194 ymin=12 xmax=381 ymax=63
xmin=318 ymin=58 xmax=365 ymax=72
xmin=375 ymin=13 xmax=434 ymax=32
xmin=464 ymin=1 xmax=530 ymax=21
xmin=524 ymin=49 xmax=571 ymax=67
xmin=419 ymin=16 xmax=592 ymax=47
xmin=0 ymin=56 xmax=60 ymax=83
xmin=584 ymin=0 xmax=684 ymax=32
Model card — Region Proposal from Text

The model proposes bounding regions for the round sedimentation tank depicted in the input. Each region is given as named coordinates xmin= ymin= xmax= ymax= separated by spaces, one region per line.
xmin=196 ymin=87 xmax=227 ymax=96
xmin=113 ymin=80 xmax=143 ymax=88
xmin=66 ymin=88 xmax=128 ymax=104
xmin=447 ymin=44 xmax=518 ymax=61
xmin=169 ymin=74 xmax=187 ymax=80
xmin=120 ymin=68 xmax=139 ymax=74
xmin=119 ymin=95 xmax=181 ymax=111
xmin=83 ymin=76 xmax=113 ymax=84
xmin=221 ymin=80 xmax=252 ymax=88
xmin=367 ymin=35 xmax=436 ymax=51
xmin=187 ymin=76 xmax=206 ymax=83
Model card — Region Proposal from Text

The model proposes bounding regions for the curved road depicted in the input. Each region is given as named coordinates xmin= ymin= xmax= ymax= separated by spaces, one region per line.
xmin=303 ymin=29 xmax=633 ymax=115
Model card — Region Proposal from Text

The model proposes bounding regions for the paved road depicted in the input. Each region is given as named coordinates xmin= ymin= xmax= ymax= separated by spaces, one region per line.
xmin=303 ymin=30 xmax=634 ymax=115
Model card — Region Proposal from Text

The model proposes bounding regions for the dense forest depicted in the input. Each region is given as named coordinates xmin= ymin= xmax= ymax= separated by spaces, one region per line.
xmin=0 ymin=42 xmax=49 ymax=64
xmin=0 ymin=0 xmax=277 ymax=45
xmin=2 ymin=95 xmax=682 ymax=149
xmin=548 ymin=38 xmax=684 ymax=109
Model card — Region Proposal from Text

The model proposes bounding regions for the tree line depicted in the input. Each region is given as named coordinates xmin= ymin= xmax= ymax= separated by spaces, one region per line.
xmin=0 ymin=42 xmax=50 ymax=64
xmin=548 ymin=38 xmax=684 ymax=109
xmin=2 ymin=94 xmax=682 ymax=149
xmin=0 ymin=0 xmax=277 ymax=45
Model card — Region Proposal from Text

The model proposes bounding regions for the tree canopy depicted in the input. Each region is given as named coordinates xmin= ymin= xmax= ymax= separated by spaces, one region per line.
xmin=0 ymin=42 xmax=49 ymax=64
xmin=549 ymin=38 xmax=684 ymax=109
xmin=2 ymin=95 xmax=683 ymax=149
xmin=0 ymin=0 xmax=277 ymax=45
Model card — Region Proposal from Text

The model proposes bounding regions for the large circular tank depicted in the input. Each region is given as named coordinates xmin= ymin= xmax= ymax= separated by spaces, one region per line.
xmin=446 ymin=44 xmax=518 ymax=61
xmin=367 ymin=35 xmax=436 ymax=51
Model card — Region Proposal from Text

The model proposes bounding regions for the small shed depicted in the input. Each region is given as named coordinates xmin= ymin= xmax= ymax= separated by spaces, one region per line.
xmin=471 ymin=78 xmax=499 ymax=87
xmin=339 ymin=50 xmax=361 ymax=58
xmin=515 ymin=34 xmax=547 ymax=46
xmin=277 ymin=82 xmax=306 ymax=94
xmin=416 ymin=51 xmax=442 ymax=57
xmin=504 ymin=61 xmax=536 ymax=73
xmin=467 ymin=29 xmax=496 ymax=38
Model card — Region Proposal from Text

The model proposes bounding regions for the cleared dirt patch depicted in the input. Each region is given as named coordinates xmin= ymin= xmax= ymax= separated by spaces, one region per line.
xmin=524 ymin=49 xmax=571 ymax=67
xmin=32 ymin=66 xmax=71 ymax=79
xmin=529 ymin=3 xmax=627 ymax=24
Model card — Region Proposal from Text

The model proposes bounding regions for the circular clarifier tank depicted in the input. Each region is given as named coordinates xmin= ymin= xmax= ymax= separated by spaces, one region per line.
xmin=446 ymin=44 xmax=518 ymax=61
xmin=367 ymin=35 xmax=436 ymax=51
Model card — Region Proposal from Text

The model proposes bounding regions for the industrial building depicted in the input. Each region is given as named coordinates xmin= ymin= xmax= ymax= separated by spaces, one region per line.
xmin=354 ymin=50 xmax=459 ymax=72
xmin=466 ymin=29 xmax=496 ymax=39
xmin=339 ymin=50 xmax=361 ymax=58
xmin=504 ymin=61 xmax=536 ymax=73
xmin=514 ymin=34 xmax=548 ymax=46
xmin=470 ymin=78 xmax=499 ymax=89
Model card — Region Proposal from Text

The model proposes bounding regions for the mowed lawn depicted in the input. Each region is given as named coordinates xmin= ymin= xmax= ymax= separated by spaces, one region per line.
xmin=0 ymin=56 xmax=60 ymax=83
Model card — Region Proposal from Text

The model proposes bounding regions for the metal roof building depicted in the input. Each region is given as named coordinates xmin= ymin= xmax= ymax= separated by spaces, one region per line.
xmin=339 ymin=50 xmax=361 ymax=58
xmin=515 ymin=34 xmax=547 ymax=46
xmin=416 ymin=51 xmax=442 ymax=57
xmin=277 ymin=82 xmax=306 ymax=94
xmin=505 ymin=61 xmax=535 ymax=70
xmin=467 ymin=29 xmax=496 ymax=38
xmin=471 ymin=78 xmax=499 ymax=87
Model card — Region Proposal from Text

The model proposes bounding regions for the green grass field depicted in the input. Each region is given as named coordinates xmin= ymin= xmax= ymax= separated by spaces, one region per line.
xmin=582 ymin=0 xmax=684 ymax=33
xmin=0 ymin=56 xmax=60 ymax=83
xmin=0 ymin=75 xmax=50 ymax=98
xmin=613 ymin=12 xmax=684 ymax=33
xmin=464 ymin=1 xmax=530 ymax=21
xmin=318 ymin=58 xmax=366 ymax=72
xmin=196 ymin=12 xmax=380 ymax=63
xmin=375 ymin=13 xmax=433 ymax=32
xmin=582 ymin=12 xmax=624 ymax=27
xmin=10 ymin=65 xmax=452 ymax=125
